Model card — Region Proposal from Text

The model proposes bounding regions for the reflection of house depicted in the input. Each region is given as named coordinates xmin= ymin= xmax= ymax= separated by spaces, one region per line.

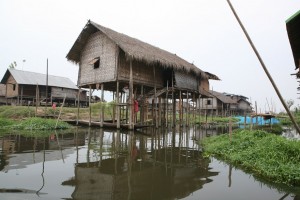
xmin=286 ymin=10 xmax=300 ymax=93
xmin=199 ymin=90 xmax=252 ymax=116
xmin=0 ymin=69 xmax=87 ymax=106
xmin=0 ymin=132 xmax=86 ymax=172
xmin=63 ymin=151 xmax=218 ymax=200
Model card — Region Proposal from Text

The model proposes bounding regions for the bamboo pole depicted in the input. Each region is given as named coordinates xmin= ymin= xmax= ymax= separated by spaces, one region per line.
xmin=227 ymin=0 xmax=300 ymax=134
xmin=55 ymin=94 xmax=66 ymax=129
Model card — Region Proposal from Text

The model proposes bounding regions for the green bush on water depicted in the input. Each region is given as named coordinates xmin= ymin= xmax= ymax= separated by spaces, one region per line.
xmin=0 ymin=117 xmax=71 ymax=130
xmin=201 ymin=129 xmax=300 ymax=186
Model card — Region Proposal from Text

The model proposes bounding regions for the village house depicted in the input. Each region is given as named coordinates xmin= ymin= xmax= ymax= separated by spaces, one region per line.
xmin=199 ymin=90 xmax=252 ymax=116
xmin=66 ymin=20 xmax=219 ymax=128
xmin=0 ymin=68 xmax=87 ymax=106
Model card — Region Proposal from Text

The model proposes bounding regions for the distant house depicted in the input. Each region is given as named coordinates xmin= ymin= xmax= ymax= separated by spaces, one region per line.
xmin=0 ymin=69 xmax=87 ymax=106
xmin=223 ymin=93 xmax=252 ymax=115
xmin=199 ymin=90 xmax=252 ymax=116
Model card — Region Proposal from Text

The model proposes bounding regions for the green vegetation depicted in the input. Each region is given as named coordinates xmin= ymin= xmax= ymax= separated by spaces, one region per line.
xmin=0 ymin=106 xmax=35 ymax=119
xmin=0 ymin=117 xmax=71 ymax=130
xmin=201 ymin=129 xmax=300 ymax=186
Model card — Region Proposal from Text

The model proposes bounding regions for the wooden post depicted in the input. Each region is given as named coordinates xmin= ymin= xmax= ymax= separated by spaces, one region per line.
xmin=129 ymin=58 xmax=133 ymax=130
xmin=140 ymin=85 xmax=144 ymax=124
xmin=158 ymin=97 xmax=162 ymax=127
xmin=179 ymin=90 xmax=182 ymax=126
xmin=77 ymin=87 xmax=80 ymax=125
xmin=89 ymin=85 xmax=91 ymax=127
xmin=186 ymin=90 xmax=189 ymax=127
xmin=165 ymin=81 xmax=169 ymax=128
xmin=35 ymin=84 xmax=39 ymax=116
xmin=193 ymin=93 xmax=196 ymax=126
xmin=20 ymin=85 xmax=23 ymax=106
xmin=100 ymin=83 xmax=104 ymax=128
xmin=116 ymin=81 xmax=120 ymax=129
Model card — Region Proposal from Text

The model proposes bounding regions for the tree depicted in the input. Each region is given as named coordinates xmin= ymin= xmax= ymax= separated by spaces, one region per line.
xmin=9 ymin=61 xmax=17 ymax=69
xmin=286 ymin=99 xmax=294 ymax=110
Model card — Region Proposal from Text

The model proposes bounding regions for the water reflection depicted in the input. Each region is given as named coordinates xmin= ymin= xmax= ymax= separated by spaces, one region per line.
xmin=61 ymin=128 xmax=218 ymax=200
xmin=0 ymin=126 xmax=299 ymax=200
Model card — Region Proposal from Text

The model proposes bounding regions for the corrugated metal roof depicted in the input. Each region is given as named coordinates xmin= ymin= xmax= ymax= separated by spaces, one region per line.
xmin=1 ymin=69 xmax=78 ymax=89
xmin=209 ymin=90 xmax=237 ymax=104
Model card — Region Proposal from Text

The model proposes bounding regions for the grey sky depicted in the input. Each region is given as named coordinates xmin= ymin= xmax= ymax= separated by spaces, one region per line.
xmin=0 ymin=0 xmax=299 ymax=112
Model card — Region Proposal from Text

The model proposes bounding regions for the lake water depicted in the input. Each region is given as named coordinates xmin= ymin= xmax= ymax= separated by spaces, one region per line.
xmin=0 ymin=126 xmax=299 ymax=200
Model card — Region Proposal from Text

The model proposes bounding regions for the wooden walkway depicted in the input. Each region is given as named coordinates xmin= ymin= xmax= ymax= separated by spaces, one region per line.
xmin=63 ymin=119 xmax=151 ymax=130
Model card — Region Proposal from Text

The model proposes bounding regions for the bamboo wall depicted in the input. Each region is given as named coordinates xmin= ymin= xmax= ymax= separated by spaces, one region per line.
xmin=199 ymin=78 xmax=209 ymax=92
xmin=6 ymin=76 xmax=18 ymax=98
xmin=79 ymin=31 xmax=118 ymax=87
xmin=174 ymin=70 xmax=198 ymax=90
xmin=118 ymin=51 xmax=164 ymax=88
xmin=52 ymin=87 xmax=77 ymax=99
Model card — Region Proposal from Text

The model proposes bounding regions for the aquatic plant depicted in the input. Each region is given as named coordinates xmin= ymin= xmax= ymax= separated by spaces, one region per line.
xmin=201 ymin=130 xmax=300 ymax=186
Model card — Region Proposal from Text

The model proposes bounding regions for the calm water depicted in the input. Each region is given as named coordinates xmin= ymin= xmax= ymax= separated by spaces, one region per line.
xmin=0 ymin=126 xmax=299 ymax=200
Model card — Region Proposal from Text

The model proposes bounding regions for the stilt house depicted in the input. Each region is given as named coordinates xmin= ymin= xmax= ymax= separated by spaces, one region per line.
xmin=66 ymin=20 xmax=219 ymax=128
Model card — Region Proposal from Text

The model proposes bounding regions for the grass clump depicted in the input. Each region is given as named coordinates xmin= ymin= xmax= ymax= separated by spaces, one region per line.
xmin=201 ymin=129 xmax=300 ymax=186
xmin=0 ymin=117 xmax=71 ymax=130
xmin=0 ymin=106 xmax=35 ymax=119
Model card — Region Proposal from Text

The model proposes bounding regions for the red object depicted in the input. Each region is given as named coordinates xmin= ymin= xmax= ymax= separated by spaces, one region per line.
xmin=52 ymin=103 xmax=56 ymax=110
xmin=134 ymin=100 xmax=139 ymax=112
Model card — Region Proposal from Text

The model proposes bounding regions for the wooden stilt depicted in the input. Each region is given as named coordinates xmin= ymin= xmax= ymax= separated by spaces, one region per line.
xmin=158 ymin=97 xmax=162 ymax=127
xmin=100 ymin=83 xmax=104 ymax=128
xmin=165 ymin=81 xmax=169 ymax=128
xmin=186 ymin=90 xmax=189 ymax=127
xmin=77 ymin=87 xmax=80 ymax=125
xmin=89 ymin=85 xmax=91 ymax=127
xmin=116 ymin=81 xmax=120 ymax=129
xmin=140 ymin=85 xmax=144 ymax=124
xmin=129 ymin=58 xmax=133 ymax=130
xmin=179 ymin=90 xmax=182 ymax=126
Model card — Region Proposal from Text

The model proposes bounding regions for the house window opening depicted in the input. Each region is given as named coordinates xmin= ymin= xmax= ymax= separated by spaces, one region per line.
xmin=89 ymin=57 xmax=100 ymax=69
xmin=13 ymin=84 xmax=16 ymax=91
xmin=207 ymin=99 xmax=211 ymax=105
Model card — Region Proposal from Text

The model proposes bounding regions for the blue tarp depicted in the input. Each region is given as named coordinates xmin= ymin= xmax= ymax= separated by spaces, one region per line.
xmin=235 ymin=116 xmax=280 ymax=125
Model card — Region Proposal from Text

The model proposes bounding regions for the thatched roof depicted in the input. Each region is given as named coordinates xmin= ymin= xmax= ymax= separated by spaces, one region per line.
xmin=286 ymin=10 xmax=300 ymax=69
xmin=67 ymin=20 xmax=217 ymax=79
xmin=1 ymin=69 xmax=78 ymax=90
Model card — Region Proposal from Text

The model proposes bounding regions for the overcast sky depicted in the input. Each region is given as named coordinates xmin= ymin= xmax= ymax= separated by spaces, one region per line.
xmin=0 ymin=0 xmax=299 ymax=113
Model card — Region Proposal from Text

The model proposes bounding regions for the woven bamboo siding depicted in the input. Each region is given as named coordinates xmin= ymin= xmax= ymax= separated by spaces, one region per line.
xmin=22 ymin=85 xmax=37 ymax=97
xmin=174 ymin=70 xmax=198 ymax=90
xmin=200 ymin=78 xmax=209 ymax=91
xmin=51 ymin=87 xmax=77 ymax=99
xmin=118 ymin=51 xmax=164 ymax=87
xmin=79 ymin=31 xmax=117 ymax=87
xmin=6 ymin=75 xmax=18 ymax=98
